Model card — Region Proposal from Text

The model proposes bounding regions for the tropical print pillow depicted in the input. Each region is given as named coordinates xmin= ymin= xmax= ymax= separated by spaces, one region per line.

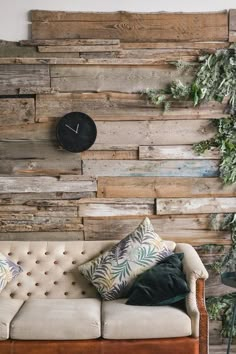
xmin=79 ymin=217 xmax=175 ymax=300
xmin=0 ymin=252 xmax=23 ymax=293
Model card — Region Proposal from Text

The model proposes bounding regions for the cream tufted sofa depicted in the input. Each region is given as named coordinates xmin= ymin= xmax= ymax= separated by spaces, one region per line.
xmin=0 ymin=240 xmax=209 ymax=354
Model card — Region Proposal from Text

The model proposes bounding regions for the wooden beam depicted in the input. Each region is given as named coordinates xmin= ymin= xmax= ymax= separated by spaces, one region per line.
xmin=139 ymin=145 xmax=220 ymax=160
xmin=156 ymin=197 xmax=236 ymax=215
xmin=83 ymin=160 xmax=219 ymax=177
xmin=38 ymin=45 xmax=120 ymax=53
xmin=20 ymin=39 xmax=120 ymax=46
xmin=97 ymin=177 xmax=236 ymax=198
xmin=31 ymin=11 xmax=228 ymax=42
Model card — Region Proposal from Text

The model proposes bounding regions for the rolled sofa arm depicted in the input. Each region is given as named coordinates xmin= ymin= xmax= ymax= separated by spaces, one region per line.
xmin=175 ymin=243 xmax=209 ymax=339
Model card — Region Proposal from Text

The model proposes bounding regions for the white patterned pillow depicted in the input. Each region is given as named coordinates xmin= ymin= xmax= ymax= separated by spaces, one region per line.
xmin=79 ymin=217 xmax=175 ymax=300
xmin=0 ymin=252 xmax=23 ymax=293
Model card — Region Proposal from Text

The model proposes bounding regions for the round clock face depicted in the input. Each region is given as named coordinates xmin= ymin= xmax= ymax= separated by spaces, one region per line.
xmin=56 ymin=112 xmax=97 ymax=153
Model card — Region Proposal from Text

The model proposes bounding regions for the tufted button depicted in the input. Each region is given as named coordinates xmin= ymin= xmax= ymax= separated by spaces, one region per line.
xmin=45 ymin=292 xmax=49 ymax=296
xmin=72 ymin=282 xmax=76 ymax=286
xmin=35 ymin=283 xmax=39 ymax=286
xmin=63 ymin=271 xmax=67 ymax=275
xmin=35 ymin=260 xmax=40 ymax=264
xmin=54 ymin=281 xmax=58 ymax=285
xmin=45 ymin=252 xmax=49 ymax=255
xmin=17 ymin=283 xmax=21 ymax=287
xmin=27 ymin=251 xmax=32 ymax=255
xmin=8 ymin=252 xmax=12 ymax=256
xmin=72 ymin=260 xmax=76 ymax=264
xmin=81 ymin=291 xmax=86 ymax=295
xmin=64 ymin=292 xmax=68 ymax=296
xmin=27 ymin=272 xmax=31 ymax=276
xmin=81 ymin=251 xmax=85 ymax=255
xmin=63 ymin=251 xmax=67 ymax=255
xmin=27 ymin=292 xmax=31 ymax=297
xmin=44 ymin=271 xmax=48 ymax=275
xmin=17 ymin=261 xmax=21 ymax=265
xmin=54 ymin=261 xmax=58 ymax=264
xmin=10 ymin=293 xmax=15 ymax=298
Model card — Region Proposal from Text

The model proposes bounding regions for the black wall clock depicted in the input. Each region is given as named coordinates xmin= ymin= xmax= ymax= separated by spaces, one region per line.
xmin=56 ymin=112 xmax=97 ymax=153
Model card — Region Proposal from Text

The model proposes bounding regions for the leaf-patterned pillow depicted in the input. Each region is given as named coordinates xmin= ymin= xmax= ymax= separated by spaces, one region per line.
xmin=79 ymin=217 xmax=175 ymax=300
xmin=0 ymin=252 xmax=23 ymax=293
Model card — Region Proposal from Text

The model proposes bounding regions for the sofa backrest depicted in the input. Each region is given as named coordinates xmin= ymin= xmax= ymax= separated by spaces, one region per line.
xmin=0 ymin=240 xmax=117 ymax=300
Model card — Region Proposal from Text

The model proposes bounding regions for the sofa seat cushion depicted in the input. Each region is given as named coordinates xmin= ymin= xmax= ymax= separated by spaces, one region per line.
xmin=10 ymin=298 xmax=101 ymax=340
xmin=0 ymin=299 xmax=24 ymax=340
xmin=102 ymin=299 xmax=192 ymax=339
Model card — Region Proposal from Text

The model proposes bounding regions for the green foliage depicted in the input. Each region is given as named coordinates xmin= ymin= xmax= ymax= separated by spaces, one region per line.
xmin=206 ymin=293 xmax=236 ymax=338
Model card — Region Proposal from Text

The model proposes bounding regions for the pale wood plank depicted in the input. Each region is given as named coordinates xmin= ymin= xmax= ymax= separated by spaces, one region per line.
xmin=98 ymin=177 xmax=236 ymax=198
xmin=0 ymin=192 xmax=96 ymax=204
xmin=78 ymin=198 xmax=154 ymax=217
xmin=121 ymin=41 xmax=229 ymax=50
xmin=0 ymin=176 xmax=97 ymax=194
xmin=0 ymin=99 xmax=35 ymax=126
xmin=0 ymin=231 xmax=84 ymax=241
xmin=20 ymin=39 xmax=120 ymax=46
xmin=209 ymin=345 xmax=236 ymax=354
xmin=229 ymin=9 xmax=236 ymax=42
xmin=31 ymin=11 xmax=228 ymax=42
xmin=83 ymin=160 xmax=219 ymax=177
xmin=209 ymin=321 xmax=223 ymax=345
xmin=0 ymin=65 xmax=50 ymax=93
xmin=36 ymin=93 xmax=226 ymax=122
xmin=156 ymin=197 xmax=236 ymax=215
xmin=38 ymin=45 xmax=120 ymax=53
xmin=50 ymin=65 xmax=193 ymax=93
xmin=80 ymin=150 xmax=138 ymax=160
xmin=139 ymin=145 xmax=220 ymax=160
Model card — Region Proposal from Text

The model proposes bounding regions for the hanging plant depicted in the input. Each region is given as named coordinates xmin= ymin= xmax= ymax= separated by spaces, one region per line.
xmin=144 ymin=46 xmax=236 ymax=185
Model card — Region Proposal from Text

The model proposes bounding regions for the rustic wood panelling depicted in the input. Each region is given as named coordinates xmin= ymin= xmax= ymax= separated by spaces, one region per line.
xmin=0 ymin=99 xmax=35 ymax=126
xmin=209 ymin=345 xmax=236 ymax=354
xmin=80 ymin=150 xmax=138 ymax=160
xmin=0 ymin=176 xmax=97 ymax=193
xmin=31 ymin=11 xmax=228 ymax=42
xmin=78 ymin=198 xmax=155 ymax=217
xmin=50 ymin=65 xmax=193 ymax=93
xmin=35 ymin=93 xmax=226 ymax=122
xmin=20 ymin=39 xmax=121 ymax=46
xmin=38 ymin=45 xmax=121 ymax=53
xmin=156 ymin=197 xmax=236 ymax=215
xmin=206 ymin=268 xmax=236 ymax=297
xmin=83 ymin=160 xmax=219 ymax=177
xmin=121 ymin=42 xmax=229 ymax=50
xmin=0 ymin=231 xmax=84 ymax=241
xmin=97 ymin=177 xmax=236 ymax=198
xmin=139 ymin=145 xmax=220 ymax=160
xmin=0 ymin=64 xmax=50 ymax=94
xmin=229 ymin=9 xmax=236 ymax=42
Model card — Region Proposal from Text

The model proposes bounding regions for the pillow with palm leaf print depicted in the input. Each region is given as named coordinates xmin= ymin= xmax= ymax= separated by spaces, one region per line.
xmin=79 ymin=217 xmax=175 ymax=300
xmin=0 ymin=252 xmax=23 ymax=293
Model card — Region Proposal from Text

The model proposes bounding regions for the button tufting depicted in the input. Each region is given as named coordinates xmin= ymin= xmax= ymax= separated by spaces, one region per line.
xmin=35 ymin=283 xmax=39 ymax=286
xmin=54 ymin=261 xmax=58 ymax=264
xmin=45 ymin=292 xmax=49 ymax=296
xmin=35 ymin=260 xmax=40 ymax=264
xmin=10 ymin=293 xmax=14 ymax=298
xmin=27 ymin=272 xmax=31 ymax=276
xmin=27 ymin=251 xmax=31 ymax=255
xmin=81 ymin=251 xmax=85 ymax=255
xmin=17 ymin=283 xmax=21 ymax=287
xmin=17 ymin=261 xmax=21 ymax=265
xmin=8 ymin=252 xmax=12 ymax=256
xmin=72 ymin=282 xmax=76 ymax=286
xmin=64 ymin=292 xmax=68 ymax=296
xmin=27 ymin=293 xmax=31 ymax=296
xmin=82 ymin=291 xmax=86 ymax=295
xmin=44 ymin=271 xmax=48 ymax=275
xmin=63 ymin=251 xmax=67 ymax=255
xmin=45 ymin=252 xmax=49 ymax=255
xmin=54 ymin=281 xmax=58 ymax=285
xmin=72 ymin=260 xmax=76 ymax=264
xmin=63 ymin=271 xmax=67 ymax=275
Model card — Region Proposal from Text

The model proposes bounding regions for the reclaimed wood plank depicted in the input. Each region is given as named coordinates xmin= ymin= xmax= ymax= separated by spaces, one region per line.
xmin=206 ymin=268 xmax=236 ymax=297
xmin=20 ymin=39 xmax=120 ymax=46
xmin=38 ymin=45 xmax=120 ymax=53
xmin=0 ymin=65 xmax=50 ymax=93
xmin=0 ymin=231 xmax=84 ymax=241
xmin=229 ymin=9 xmax=236 ymax=42
xmin=36 ymin=93 xmax=226 ymax=122
xmin=83 ymin=160 xmax=219 ymax=177
xmin=0 ymin=120 xmax=215 ymax=145
xmin=0 ymin=99 xmax=35 ymax=126
xmin=78 ymin=198 xmax=154 ymax=217
xmin=97 ymin=177 xmax=236 ymax=198
xmin=209 ymin=345 xmax=236 ymax=354
xmin=0 ymin=176 xmax=97 ymax=194
xmin=50 ymin=65 xmax=193 ymax=93
xmin=209 ymin=321 xmax=223 ymax=345
xmin=80 ymin=150 xmax=138 ymax=160
xmin=121 ymin=42 xmax=229 ymax=50
xmin=83 ymin=217 xmax=230 ymax=244
xmin=0 ymin=223 xmax=83 ymax=232
xmin=0 ymin=192 xmax=96 ymax=204
xmin=31 ymin=11 xmax=228 ymax=42
xmin=139 ymin=145 xmax=220 ymax=160
xmin=156 ymin=197 xmax=236 ymax=215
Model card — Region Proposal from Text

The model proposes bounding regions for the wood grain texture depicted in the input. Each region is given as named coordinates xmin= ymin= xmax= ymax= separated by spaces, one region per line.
xmin=20 ymin=39 xmax=120 ymax=46
xmin=0 ymin=231 xmax=84 ymax=241
xmin=50 ymin=65 xmax=193 ymax=93
xmin=196 ymin=279 xmax=208 ymax=354
xmin=0 ymin=64 xmax=50 ymax=94
xmin=80 ymin=150 xmax=138 ymax=160
xmin=97 ymin=177 xmax=236 ymax=198
xmin=206 ymin=268 xmax=236 ymax=297
xmin=0 ymin=99 xmax=35 ymax=126
xmin=121 ymin=41 xmax=229 ymax=50
xmin=31 ymin=11 xmax=228 ymax=42
xmin=38 ymin=45 xmax=120 ymax=53
xmin=36 ymin=93 xmax=226 ymax=122
xmin=229 ymin=9 xmax=236 ymax=42
xmin=156 ymin=197 xmax=236 ymax=215
xmin=78 ymin=198 xmax=154 ymax=217
xmin=0 ymin=176 xmax=97 ymax=193
xmin=83 ymin=160 xmax=219 ymax=177
xmin=139 ymin=145 xmax=220 ymax=160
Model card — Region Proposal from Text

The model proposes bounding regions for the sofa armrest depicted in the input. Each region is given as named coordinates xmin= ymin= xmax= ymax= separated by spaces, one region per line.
xmin=175 ymin=243 xmax=208 ymax=341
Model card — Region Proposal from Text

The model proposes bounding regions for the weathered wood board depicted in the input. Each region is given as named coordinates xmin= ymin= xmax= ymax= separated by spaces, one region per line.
xmin=35 ymin=93 xmax=227 ymax=122
xmin=156 ymin=197 xmax=236 ymax=215
xmin=229 ymin=9 xmax=236 ymax=42
xmin=31 ymin=11 xmax=228 ymax=42
xmin=0 ymin=231 xmax=84 ymax=241
xmin=0 ymin=98 xmax=35 ymax=125
xmin=97 ymin=177 xmax=236 ymax=198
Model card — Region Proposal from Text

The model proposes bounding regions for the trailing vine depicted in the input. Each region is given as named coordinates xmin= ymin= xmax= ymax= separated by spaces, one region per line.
xmin=144 ymin=46 xmax=236 ymax=185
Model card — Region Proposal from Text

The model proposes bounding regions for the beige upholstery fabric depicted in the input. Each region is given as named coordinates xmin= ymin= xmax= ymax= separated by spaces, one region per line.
xmin=102 ymin=299 xmax=192 ymax=339
xmin=0 ymin=299 xmax=24 ymax=340
xmin=10 ymin=298 xmax=101 ymax=340
xmin=0 ymin=240 xmax=175 ymax=300
xmin=175 ymin=243 xmax=209 ymax=338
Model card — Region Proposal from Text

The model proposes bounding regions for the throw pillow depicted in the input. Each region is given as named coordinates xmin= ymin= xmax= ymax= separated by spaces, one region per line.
xmin=0 ymin=252 xmax=23 ymax=293
xmin=126 ymin=253 xmax=189 ymax=306
xmin=79 ymin=217 xmax=175 ymax=300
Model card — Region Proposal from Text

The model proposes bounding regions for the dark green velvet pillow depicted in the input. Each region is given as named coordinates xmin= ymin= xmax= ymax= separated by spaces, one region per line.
xmin=126 ymin=253 xmax=189 ymax=306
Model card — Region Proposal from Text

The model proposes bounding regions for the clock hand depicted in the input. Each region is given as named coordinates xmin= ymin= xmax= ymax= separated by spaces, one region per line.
xmin=65 ymin=124 xmax=77 ymax=134
xmin=76 ymin=123 xmax=80 ymax=134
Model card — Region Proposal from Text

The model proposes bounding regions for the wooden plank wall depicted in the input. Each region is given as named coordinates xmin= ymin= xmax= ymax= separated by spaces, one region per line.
xmin=0 ymin=10 xmax=236 ymax=345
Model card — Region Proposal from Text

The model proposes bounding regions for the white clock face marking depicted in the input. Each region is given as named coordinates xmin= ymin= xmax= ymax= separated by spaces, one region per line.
xmin=65 ymin=123 xmax=80 ymax=134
